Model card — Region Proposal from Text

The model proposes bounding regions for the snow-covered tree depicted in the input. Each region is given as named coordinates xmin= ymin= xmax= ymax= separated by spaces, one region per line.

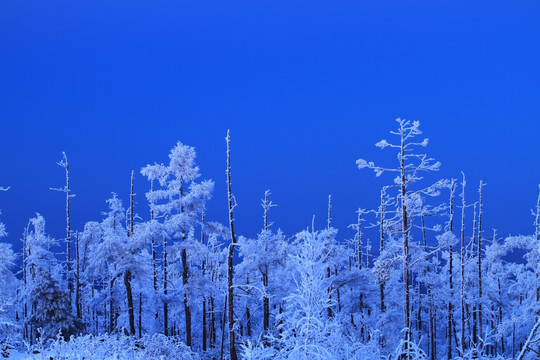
xmin=141 ymin=141 xmax=214 ymax=347
xmin=357 ymin=118 xmax=445 ymax=356
xmin=0 ymin=192 xmax=19 ymax=349
xmin=23 ymin=214 xmax=79 ymax=342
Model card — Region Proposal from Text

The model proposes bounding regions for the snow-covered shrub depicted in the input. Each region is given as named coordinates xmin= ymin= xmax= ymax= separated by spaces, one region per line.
xmin=29 ymin=333 xmax=197 ymax=360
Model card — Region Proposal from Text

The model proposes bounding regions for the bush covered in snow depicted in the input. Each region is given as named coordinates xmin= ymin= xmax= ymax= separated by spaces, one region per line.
xmin=27 ymin=333 xmax=197 ymax=360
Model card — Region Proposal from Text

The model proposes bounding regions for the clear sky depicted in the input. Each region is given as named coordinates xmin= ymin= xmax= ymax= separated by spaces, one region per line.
xmin=1 ymin=1 xmax=539 ymax=253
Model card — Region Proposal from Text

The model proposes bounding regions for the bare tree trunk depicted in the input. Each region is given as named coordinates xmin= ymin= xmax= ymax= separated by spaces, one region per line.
xmin=109 ymin=277 xmax=115 ymax=334
xmin=201 ymin=210 xmax=207 ymax=352
xmin=534 ymin=185 xmax=540 ymax=301
xmin=326 ymin=194 xmax=334 ymax=319
xmin=226 ymin=130 xmax=238 ymax=360
xmin=460 ymin=173 xmax=467 ymax=355
xmin=177 ymin=181 xmax=193 ymax=347
xmin=472 ymin=201 xmax=478 ymax=356
xmin=429 ymin=287 xmax=436 ymax=360
xmin=261 ymin=190 xmax=271 ymax=334
xmin=420 ymin=214 xmax=427 ymax=348
xmin=181 ymin=245 xmax=192 ymax=345
xmin=246 ymin=295 xmax=252 ymax=337
xmin=125 ymin=171 xmax=136 ymax=336
xmin=75 ymin=231 xmax=81 ymax=319
xmin=477 ymin=181 xmax=485 ymax=354
xmin=448 ymin=179 xmax=456 ymax=359
xmin=150 ymin=180 xmax=159 ymax=323
xmin=53 ymin=153 xmax=74 ymax=312
xmin=400 ymin=135 xmax=412 ymax=351
xmin=138 ymin=292 xmax=142 ymax=338
xmin=65 ymin=155 xmax=73 ymax=312
xmin=163 ymin=235 xmax=169 ymax=336
xmin=422 ymin=210 xmax=436 ymax=360
xmin=22 ymin=228 xmax=28 ymax=342
xmin=358 ymin=208 xmax=365 ymax=331
xmin=210 ymin=295 xmax=216 ymax=348
xmin=380 ymin=188 xmax=387 ymax=313
xmin=124 ymin=271 xmax=135 ymax=336
xmin=498 ymin=277 xmax=505 ymax=355
xmin=220 ymin=295 xmax=228 ymax=360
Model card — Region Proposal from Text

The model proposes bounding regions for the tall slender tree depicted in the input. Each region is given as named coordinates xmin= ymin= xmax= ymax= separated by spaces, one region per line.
xmin=447 ymin=179 xmax=456 ymax=359
xmin=226 ymin=130 xmax=238 ymax=360
xmin=51 ymin=152 xmax=75 ymax=313
xmin=357 ymin=118 xmax=442 ymax=354
xmin=477 ymin=181 xmax=485 ymax=354
xmin=459 ymin=172 xmax=467 ymax=356
xmin=124 ymin=171 xmax=136 ymax=335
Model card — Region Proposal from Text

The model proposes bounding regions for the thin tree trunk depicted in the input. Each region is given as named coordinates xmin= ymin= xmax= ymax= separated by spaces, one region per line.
xmin=400 ymin=134 xmax=412 ymax=351
xmin=76 ymin=231 xmax=81 ymax=319
xmin=138 ymin=292 xmax=142 ymax=338
xmin=327 ymin=194 xmax=334 ymax=319
xmin=150 ymin=180 xmax=159 ymax=323
xmin=220 ymin=295 xmax=228 ymax=360
xmin=380 ymin=188 xmax=386 ymax=313
xmin=477 ymin=181 xmax=485 ymax=354
xmin=163 ymin=235 xmax=169 ymax=336
xmin=534 ymin=184 xmax=540 ymax=301
xmin=460 ymin=172 xmax=467 ymax=355
xmin=124 ymin=271 xmax=135 ymax=335
xmin=125 ymin=171 xmax=136 ymax=336
xmin=448 ymin=179 xmax=456 ymax=359
xmin=22 ymin=228 xmax=28 ymax=342
xmin=498 ymin=277 xmax=505 ymax=355
xmin=201 ymin=210 xmax=207 ymax=352
xmin=210 ymin=295 xmax=216 ymax=348
xmin=54 ymin=153 xmax=73 ymax=312
xmin=65 ymin=154 xmax=73 ymax=313
xmin=472 ymin=202 xmax=478 ymax=355
xmin=358 ymin=208 xmax=365 ymax=319
xmin=178 ymin=181 xmax=193 ymax=347
xmin=181 ymin=246 xmax=191 ymax=346
xmin=262 ymin=190 xmax=271 ymax=334
xmin=109 ymin=277 xmax=115 ymax=334
xmin=226 ymin=130 xmax=238 ymax=360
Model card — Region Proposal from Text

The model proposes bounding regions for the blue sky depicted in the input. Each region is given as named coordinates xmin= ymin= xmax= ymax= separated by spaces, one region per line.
xmin=1 ymin=1 xmax=539 ymax=252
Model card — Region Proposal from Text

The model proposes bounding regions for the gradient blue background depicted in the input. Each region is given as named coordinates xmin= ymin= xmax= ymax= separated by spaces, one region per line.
xmin=1 ymin=1 xmax=539 ymax=254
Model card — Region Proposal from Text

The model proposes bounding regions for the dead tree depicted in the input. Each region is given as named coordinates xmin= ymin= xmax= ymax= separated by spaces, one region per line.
xmin=477 ymin=181 xmax=485 ymax=354
xmin=51 ymin=152 xmax=75 ymax=312
xmin=448 ymin=179 xmax=456 ymax=359
xmin=357 ymin=119 xmax=441 ymax=353
xmin=124 ymin=170 xmax=136 ymax=336
xmin=261 ymin=190 xmax=275 ymax=334
xmin=460 ymin=172 xmax=467 ymax=355
xmin=379 ymin=188 xmax=387 ymax=313
xmin=201 ymin=210 xmax=208 ymax=351
xmin=226 ymin=130 xmax=239 ymax=360
xmin=75 ymin=231 xmax=81 ymax=319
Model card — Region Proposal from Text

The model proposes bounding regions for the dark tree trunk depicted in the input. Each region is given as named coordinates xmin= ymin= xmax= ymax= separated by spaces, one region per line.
xmin=460 ymin=173 xmax=467 ymax=355
xmin=448 ymin=180 xmax=456 ymax=360
xmin=226 ymin=130 xmax=238 ymax=360
xmin=75 ymin=231 xmax=81 ymax=319
xmin=163 ymin=236 xmax=169 ymax=336
xmin=125 ymin=171 xmax=136 ymax=336
xmin=477 ymin=181 xmax=485 ymax=355
xmin=182 ymin=247 xmax=192 ymax=346
xmin=379 ymin=188 xmax=386 ymax=313
xmin=138 ymin=292 xmax=142 ymax=338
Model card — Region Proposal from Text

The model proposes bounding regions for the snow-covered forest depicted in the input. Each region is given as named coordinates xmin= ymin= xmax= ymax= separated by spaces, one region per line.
xmin=1 ymin=119 xmax=540 ymax=360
